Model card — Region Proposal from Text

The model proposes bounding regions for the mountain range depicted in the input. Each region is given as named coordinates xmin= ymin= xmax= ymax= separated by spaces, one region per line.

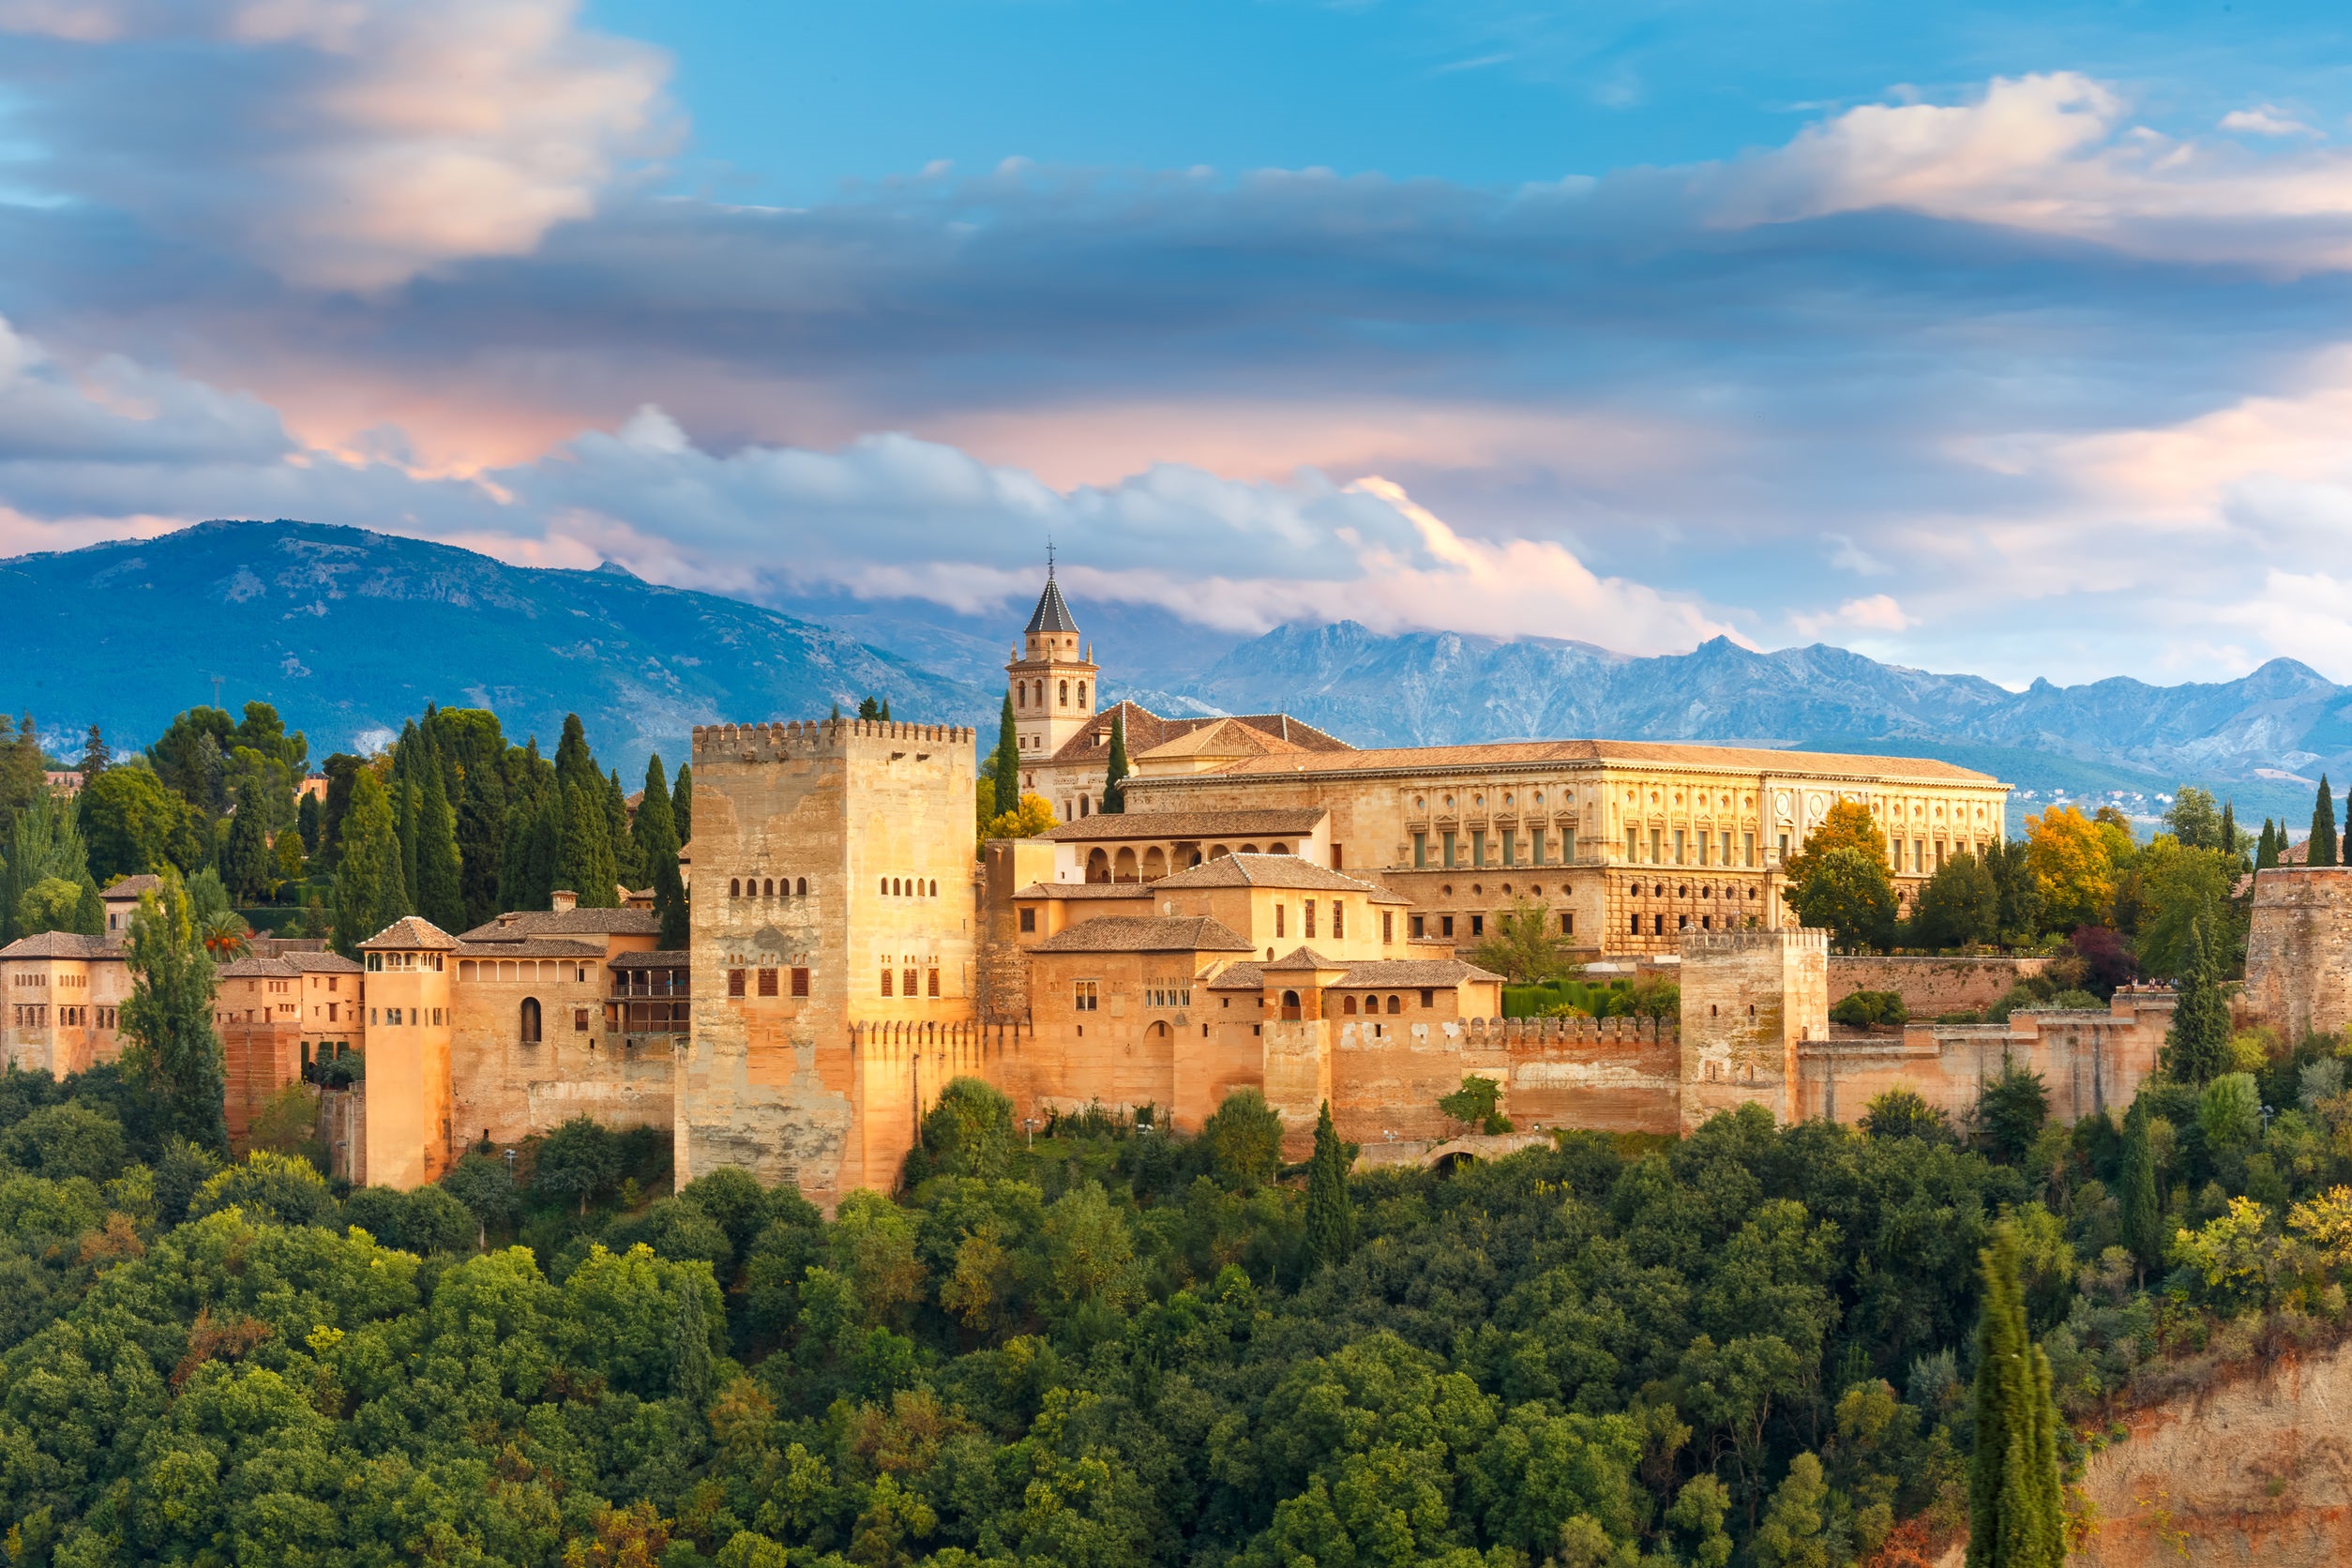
xmin=5 ymin=519 xmax=2348 ymax=829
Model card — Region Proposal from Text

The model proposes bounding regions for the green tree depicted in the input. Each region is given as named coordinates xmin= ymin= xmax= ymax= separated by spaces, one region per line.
xmin=297 ymin=790 xmax=321 ymax=853
xmin=1987 ymin=837 xmax=2043 ymax=941
xmin=671 ymin=761 xmax=692 ymax=848
xmin=1470 ymin=894 xmax=1566 ymax=982
xmin=2118 ymin=1103 xmax=2163 ymax=1278
xmin=1100 ymin=711 xmax=1130 ymax=813
xmin=635 ymin=755 xmax=688 ymax=949
xmin=557 ymin=777 xmax=619 ymax=908
xmin=2219 ymin=798 xmax=2239 ymax=856
xmin=535 ymin=1113 xmax=623 ymax=1215
xmin=1201 ymin=1088 xmax=1284 ymax=1191
xmin=1303 ymin=1101 xmax=1354 ymax=1270
xmin=2257 ymin=818 xmax=2280 ymax=870
xmin=414 ymin=758 xmax=464 ymax=931
xmin=14 ymin=875 xmax=85 ymax=938
xmin=1968 ymin=1221 xmax=2065 ymax=1568
xmin=1911 ymin=849 xmax=1999 ymax=950
xmin=2313 ymin=775 xmax=2339 ymax=867
xmin=219 ymin=797 xmax=272 ymax=902
xmin=77 ymin=764 xmax=182 ymax=882
xmin=992 ymin=695 xmax=1019 ymax=826
xmin=118 ymin=866 xmax=229 ymax=1153
xmin=1977 ymin=1061 xmax=2048 ymax=1164
xmin=2163 ymin=785 xmax=2220 ymax=850
xmin=1753 ymin=1451 xmax=1833 ymax=1568
xmin=273 ymin=823 xmax=307 ymax=890
xmin=1860 ymin=1087 xmax=1949 ymax=1142
xmin=606 ymin=768 xmax=642 ymax=891
xmin=1788 ymin=844 xmax=1897 ymax=953
xmin=2162 ymin=918 xmax=2231 ymax=1084
xmin=79 ymin=722 xmax=110 ymax=778
xmin=1438 ymin=1073 xmax=1512 ymax=1134
xmin=909 ymin=1077 xmax=1015 ymax=1183
xmin=332 ymin=771 xmax=396 ymax=957
xmin=2133 ymin=841 xmax=2235 ymax=978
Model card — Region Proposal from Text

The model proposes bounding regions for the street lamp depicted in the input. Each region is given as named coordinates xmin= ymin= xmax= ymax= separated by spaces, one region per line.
xmin=1023 ymin=1116 xmax=1038 ymax=1149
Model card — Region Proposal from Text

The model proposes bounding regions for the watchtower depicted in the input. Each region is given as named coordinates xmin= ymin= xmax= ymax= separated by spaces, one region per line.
xmin=1678 ymin=927 xmax=1830 ymax=1130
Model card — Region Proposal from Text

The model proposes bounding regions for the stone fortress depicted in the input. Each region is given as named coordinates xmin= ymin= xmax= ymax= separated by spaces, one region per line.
xmin=10 ymin=566 xmax=2333 ymax=1206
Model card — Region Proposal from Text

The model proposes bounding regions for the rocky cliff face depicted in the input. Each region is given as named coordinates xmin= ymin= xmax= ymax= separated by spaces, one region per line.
xmin=2072 ymin=1339 xmax=2352 ymax=1566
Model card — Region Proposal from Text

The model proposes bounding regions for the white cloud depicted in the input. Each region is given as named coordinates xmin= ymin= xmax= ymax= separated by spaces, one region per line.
xmin=2220 ymin=107 xmax=2318 ymax=138
xmin=0 ymin=0 xmax=671 ymax=289
xmin=1711 ymin=72 xmax=2352 ymax=271
xmin=1787 ymin=594 xmax=1916 ymax=641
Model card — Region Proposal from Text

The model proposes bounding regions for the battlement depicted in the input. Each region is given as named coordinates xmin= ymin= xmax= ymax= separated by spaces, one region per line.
xmin=850 ymin=1018 xmax=1031 ymax=1054
xmin=1451 ymin=1014 xmax=1677 ymax=1047
xmin=691 ymin=718 xmax=976 ymax=761
xmin=1681 ymin=927 xmax=1829 ymax=957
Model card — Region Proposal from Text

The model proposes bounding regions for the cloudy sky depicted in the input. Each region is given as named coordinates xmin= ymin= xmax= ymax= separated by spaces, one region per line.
xmin=7 ymin=1 xmax=2352 ymax=687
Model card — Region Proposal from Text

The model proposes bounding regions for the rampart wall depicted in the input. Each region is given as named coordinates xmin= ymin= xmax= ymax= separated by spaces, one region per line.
xmin=1827 ymin=954 xmax=2050 ymax=1017
xmin=2243 ymin=867 xmax=2352 ymax=1042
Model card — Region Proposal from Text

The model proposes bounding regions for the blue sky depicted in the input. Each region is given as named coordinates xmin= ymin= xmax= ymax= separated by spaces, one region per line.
xmin=7 ymin=0 xmax=2352 ymax=690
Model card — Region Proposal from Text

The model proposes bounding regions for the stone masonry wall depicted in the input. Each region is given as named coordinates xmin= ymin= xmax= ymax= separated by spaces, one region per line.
xmin=1827 ymin=954 xmax=2050 ymax=1018
xmin=1678 ymin=928 xmax=1830 ymax=1130
xmin=2244 ymin=867 xmax=2352 ymax=1042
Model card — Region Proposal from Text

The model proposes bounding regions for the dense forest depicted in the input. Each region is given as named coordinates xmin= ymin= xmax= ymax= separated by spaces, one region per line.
xmin=6 ymin=996 xmax=2352 ymax=1568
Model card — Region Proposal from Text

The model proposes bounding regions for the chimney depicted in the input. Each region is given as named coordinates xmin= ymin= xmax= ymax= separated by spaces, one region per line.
xmin=550 ymin=889 xmax=578 ymax=914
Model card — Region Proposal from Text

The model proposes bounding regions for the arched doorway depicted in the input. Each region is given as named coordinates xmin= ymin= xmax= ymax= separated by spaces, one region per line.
xmin=1142 ymin=847 xmax=1168 ymax=880
xmin=1280 ymin=989 xmax=1302 ymax=1021
xmin=1114 ymin=847 xmax=1138 ymax=882
xmin=519 ymin=997 xmax=542 ymax=1044
xmin=1086 ymin=849 xmax=1111 ymax=883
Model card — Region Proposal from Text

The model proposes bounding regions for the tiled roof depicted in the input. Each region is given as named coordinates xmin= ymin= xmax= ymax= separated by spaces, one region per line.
xmin=279 ymin=950 xmax=363 ymax=973
xmin=358 ymin=915 xmax=460 ymax=951
xmin=1037 ymin=807 xmax=1327 ymax=842
xmin=1132 ymin=738 xmax=2000 ymax=786
xmin=1026 ymin=576 xmax=1080 ymax=634
xmin=101 ymin=874 xmax=161 ymax=899
xmin=1011 ymin=882 xmax=1157 ymax=901
xmin=460 ymin=907 xmax=662 ymax=940
xmin=1264 ymin=945 xmax=1345 ymax=971
xmin=1328 ymin=958 xmax=1504 ymax=987
xmin=610 ymin=949 xmax=691 ymax=968
xmin=1152 ymin=853 xmax=1413 ymax=902
xmin=0 ymin=930 xmax=120 ymax=960
xmin=1043 ymin=702 xmax=1352 ymax=768
xmin=218 ymin=955 xmax=300 ymax=978
xmin=452 ymin=938 xmax=608 ymax=959
xmin=1028 ymin=916 xmax=1254 ymax=954
xmin=1132 ymin=718 xmax=1314 ymax=762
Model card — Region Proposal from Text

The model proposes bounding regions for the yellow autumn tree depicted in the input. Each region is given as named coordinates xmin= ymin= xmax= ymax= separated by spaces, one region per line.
xmin=2026 ymin=803 xmax=2113 ymax=930
xmin=1781 ymin=798 xmax=1889 ymax=885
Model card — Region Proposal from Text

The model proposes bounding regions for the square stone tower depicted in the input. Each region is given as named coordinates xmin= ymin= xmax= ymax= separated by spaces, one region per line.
xmin=681 ymin=716 xmax=976 ymax=1206
xmin=1677 ymin=927 xmax=1829 ymax=1131
xmin=2244 ymin=867 xmax=2352 ymax=1042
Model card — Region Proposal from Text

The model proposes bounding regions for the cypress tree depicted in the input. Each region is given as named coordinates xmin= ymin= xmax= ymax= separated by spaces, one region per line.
xmin=1100 ymin=712 xmax=1130 ymax=814
xmin=80 ymin=723 xmax=110 ymax=777
xmin=2163 ymin=917 xmax=2230 ymax=1084
xmin=1968 ymin=1221 xmax=2065 ymax=1568
xmin=415 ymin=760 xmax=464 ymax=931
xmin=557 ymin=778 xmax=618 ymax=907
xmin=392 ymin=776 xmax=420 ymax=912
xmin=993 ymin=695 xmax=1019 ymax=820
xmin=672 ymin=1276 xmax=715 ymax=1406
xmin=332 ymin=772 xmax=395 ymax=957
xmin=606 ymin=768 xmax=642 ymax=892
xmin=2312 ymin=776 xmax=2338 ymax=866
xmin=554 ymin=714 xmax=596 ymax=796
xmin=2257 ymin=819 xmax=2279 ymax=870
xmin=2220 ymin=799 xmax=2238 ymax=856
xmin=376 ymin=782 xmax=415 ymax=935
xmin=219 ymin=796 xmax=273 ymax=901
xmin=671 ymin=762 xmax=692 ymax=849
xmin=455 ymin=767 xmax=506 ymax=927
xmin=2118 ymin=1101 xmax=2162 ymax=1280
xmin=524 ymin=793 xmax=562 ymax=912
xmin=636 ymin=755 xmax=688 ymax=949
xmin=118 ymin=866 xmax=229 ymax=1155
xmin=1304 ymin=1100 xmax=1355 ymax=1270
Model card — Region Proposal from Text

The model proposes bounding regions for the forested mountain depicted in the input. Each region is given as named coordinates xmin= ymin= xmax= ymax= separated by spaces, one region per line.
xmin=0 ymin=521 xmax=990 ymax=776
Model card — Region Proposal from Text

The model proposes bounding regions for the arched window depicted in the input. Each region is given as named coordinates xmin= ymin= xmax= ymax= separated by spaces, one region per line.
xmin=1016 ymin=681 xmax=1026 ymax=706
xmin=763 ymin=878 xmax=774 ymax=897
xmin=879 ymin=878 xmax=887 ymax=896
xmin=519 ymin=998 xmax=542 ymax=1044
xmin=1342 ymin=995 xmax=1358 ymax=1015
xmin=1280 ymin=990 xmax=1302 ymax=1021
xmin=1059 ymin=680 xmax=1069 ymax=705
xmin=1085 ymin=848 xmax=1110 ymax=883
xmin=1078 ymin=682 xmax=1088 ymax=707
xmin=928 ymin=880 xmax=938 ymax=897
xmin=1386 ymin=995 xmax=1401 ymax=1015
xmin=796 ymin=877 xmax=807 ymax=895
xmin=1269 ymin=842 xmax=1289 ymax=855
xmin=730 ymin=878 xmax=740 ymax=897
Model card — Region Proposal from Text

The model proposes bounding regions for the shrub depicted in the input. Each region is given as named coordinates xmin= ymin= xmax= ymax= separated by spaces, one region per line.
xmin=1437 ymin=1075 xmax=1512 ymax=1135
xmin=1831 ymin=989 xmax=1907 ymax=1028
xmin=1861 ymin=1088 xmax=1949 ymax=1143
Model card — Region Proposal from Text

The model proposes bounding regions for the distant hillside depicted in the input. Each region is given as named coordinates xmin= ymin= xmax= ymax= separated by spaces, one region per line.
xmin=0 ymin=520 xmax=991 ymax=771
xmin=1167 ymin=624 xmax=2352 ymax=825
xmin=7 ymin=522 xmax=2346 ymax=829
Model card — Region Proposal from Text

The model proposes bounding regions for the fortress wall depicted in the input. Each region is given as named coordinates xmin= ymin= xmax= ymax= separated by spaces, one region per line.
xmin=448 ymin=964 xmax=672 ymax=1149
xmin=2244 ymin=867 xmax=2352 ymax=1042
xmin=1677 ymin=927 xmax=1829 ymax=1131
xmin=1828 ymin=954 xmax=2050 ymax=1017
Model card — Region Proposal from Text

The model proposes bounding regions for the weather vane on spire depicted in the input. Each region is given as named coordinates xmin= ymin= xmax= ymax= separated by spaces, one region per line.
xmin=1046 ymin=536 xmax=1056 ymax=579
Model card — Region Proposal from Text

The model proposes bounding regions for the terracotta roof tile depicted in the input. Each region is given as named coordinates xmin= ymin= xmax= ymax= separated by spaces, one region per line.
xmin=1206 ymin=961 xmax=1266 ymax=990
xmin=452 ymin=938 xmax=608 ymax=959
xmin=1329 ymin=958 xmax=1504 ymax=987
xmin=100 ymin=875 xmax=161 ymax=899
xmin=1011 ymin=882 xmax=1158 ymax=901
xmin=1029 ymin=915 xmax=1255 ymax=954
xmin=1038 ymin=807 xmax=1326 ymax=842
xmin=1152 ymin=853 xmax=1413 ymax=902
xmin=279 ymin=950 xmax=363 ymax=973
xmin=0 ymin=930 xmax=121 ymax=960
xmin=609 ymin=950 xmax=692 ymax=968
xmin=358 ymin=915 xmax=460 ymax=951
xmin=218 ymin=955 xmax=301 ymax=978
xmin=460 ymin=907 xmax=661 ymax=940
xmin=1130 ymin=738 xmax=2000 ymax=786
xmin=1264 ymin=945 xmax=1346 ymax=971
xmin=1044 ymin=702 xmax=1351 ymax=768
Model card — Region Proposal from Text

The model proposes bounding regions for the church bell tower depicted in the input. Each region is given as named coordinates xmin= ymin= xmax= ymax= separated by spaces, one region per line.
xmin=1006 ymin=553 xmax=1098 ymax=770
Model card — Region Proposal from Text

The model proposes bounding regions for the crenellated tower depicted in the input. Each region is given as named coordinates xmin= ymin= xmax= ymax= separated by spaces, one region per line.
xmin=1005 ymin=559 xmax=1097 ymax=769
